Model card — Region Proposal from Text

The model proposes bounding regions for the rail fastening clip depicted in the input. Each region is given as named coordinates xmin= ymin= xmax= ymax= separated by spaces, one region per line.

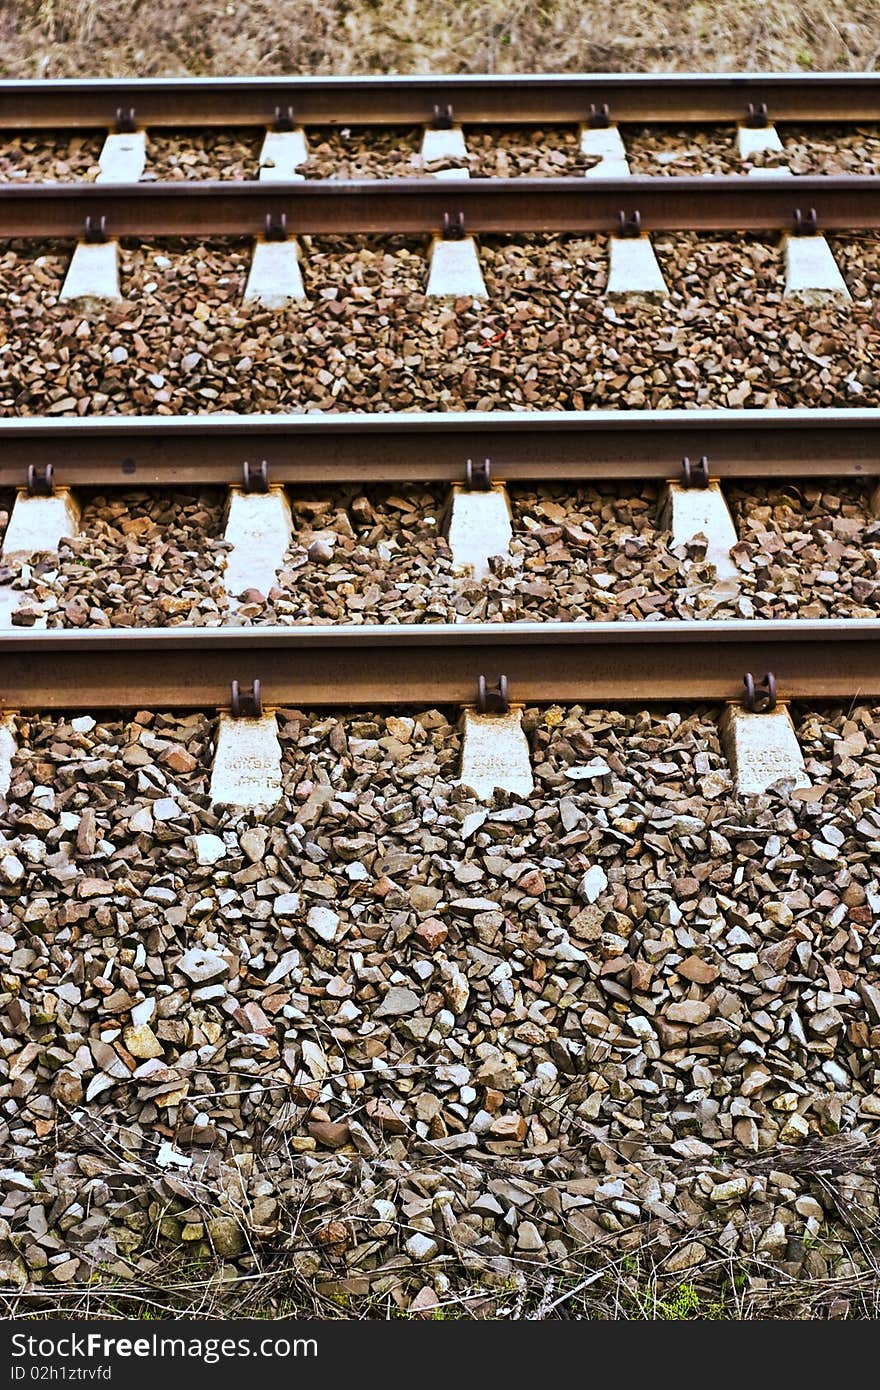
xmin=792 ymin=207 xmax=818 ymax=237
xmin=745 ymin=101 xmax=770 ymax=129
xmin=617 ymin=210 xmax=641 ymax=239
xmin=588 ymin=103 xmax=611 ymax=129
xmin=84 ymin=216 xmax=108 ymax=245
xmin=680 ymin=455 xmax=710 ymax=489
xmin=230 ymin=679 xmax=263 ymax=720
xmin=242 ymin=459 xmax=269 ymax=494
xmin=742 ymin=672 xmax=777 ymax=713
xmin=476 ymin=675 xmax=510 ymax=715
xmin=465 ymin=457 xmax=492 ymax=491
xmin=264 ymin=212 xmax=288 ymax=243
xmin=274 ymin=105 xmax=295 ymax=132
xmin=26 ymin=463 xmax=54 ymax=498
xmin=432 ymin=103 xmax=455 ymax=130
xmin=115 ymin=107 xmax=137 ymax=134
xmin=441 ymin=211 xmax=466 ymax=241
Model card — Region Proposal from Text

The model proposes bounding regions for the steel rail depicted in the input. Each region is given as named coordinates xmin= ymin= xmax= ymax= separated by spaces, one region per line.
xmin=1 ymin=176 xmax=878 ymax=239
xmin=2 ymin=409 xmax=880 ymax=489
xmin=1 ymin=620 xmax=878 ymax=711
xmin=1 ymin=73 xmax=880 ymax=128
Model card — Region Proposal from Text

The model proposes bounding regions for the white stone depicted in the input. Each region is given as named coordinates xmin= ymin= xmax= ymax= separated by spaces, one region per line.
xmin=193 ymin=833 xmax=226 ymax=865
xmin=421 ymin=126 xmax=468 ymax=162
xmin=720 ymin=705 xmax=810 ymax=796
xmin=210 ymin=712 xmax=283 ymax=810
xmin=433 ymin=166 xmax=471 ymax=180
xmin=156 ymin=1142 xmax=192 ymax=1170
xmin=405 ymin=1232 xmax=439 ymax=1261
xmin=446 ymin=484 xmax=512 ymax=580
xmin=131 ymin=997 xmax=155 ymax=1027
xmin=661 ymin=481 xmax=739 ymax=583
xmin=59 ymin=240 xmax=122 ymax=308
xmin=459 ymin=706 xmax=533 ymax=802
xmin=606 ymin=236 xmax=668 ymax=299
xmin=223 ymin=486 xmax=293 ymax=602
xmin=580 ymin=864 xmax=608 ymax=904
xmin=0 ymin=853 xmax=23 ymax=885
xmin=307 ymin=905 xmax=342 ymax=943
xmin=784 ymin=235 xmax=851 ymax=304
xmin=258 ymin=128 xmax=308 ymax=181
xmin=580 ymin=125 xmax=630 ymax=178
xmin=426 ymin=236 xmax=487 ymax=299
xmin=96 ymin=131 xmax=146 ymax=183
xmin=178 ymin=946 xmax=229 ymax=984
xmin=1 ymin=489 xmax=80 ymax=561
xmin=243 ymin=238 xmax=306 ymax=308
xmin=273 ymin=892 xmax=301 ymax=917
xmin=128 ymin=806 xmax=153 ymax=833
xmin=440 ymin=957 xmax=470 ymax=1013
xmin=736 ymin=124 xmax=784 ymax=161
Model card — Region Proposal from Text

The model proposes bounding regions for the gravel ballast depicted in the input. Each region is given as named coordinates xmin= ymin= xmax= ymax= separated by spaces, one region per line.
xmin=2 ymin=700 xmax=880 ymax=1314
xmin=5 ymin=124 xmax=880 ymax=181
xmin=2 ymin=232 xmax=880 ymax=418
xmin=2 ymin=478 xmax=878 ymax=628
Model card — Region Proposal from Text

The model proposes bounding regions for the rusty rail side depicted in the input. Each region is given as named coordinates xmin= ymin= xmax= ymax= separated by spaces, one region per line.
xmin=1 ymin=620 xmax=878 ymax=710
xmin=0 ymin=409 xmax=879 ymax=488
xmin=1 ymin=176 xmax=878 ymax=238
xmin=0 ymin=73 xmax=879 ymax=128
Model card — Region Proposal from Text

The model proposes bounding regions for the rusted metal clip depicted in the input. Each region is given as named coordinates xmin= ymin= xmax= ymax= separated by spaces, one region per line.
xmin=617 ymin=210 xmax=641 ymax=239
xmin=274 ymin=105 xmax=295 ymax=132
xmin=745 ymin=101 xmax=770 ymax=129
xmin=792 ymin=207 xmax=818 ymax=237
xmin=465 ymin=457 xmax=492 ymax=491
xmin=432 ymin=103 xmax=455 ymax=129
xmin=84 ymin=215 xmax=107 ymax=245
xmin=680 ymin=455 xmax=710 ymax=489
xmin=115 ymin=107 xmax=137 ymax=133
xmin=742 ymin=672 xmax=777 ymax=713
xmin=265 ymin=211 xmax=288 ymax=242
xmin=26 ymin=463 xmax=54 ymax=498
xmin=442 ymin=211 xmax=466 ymax=241
xmin=588 ymin=103 xmax=611 ymax=128
xmin=230 ymin=679 xmax=263 ymax=719
xmin=476 ymin=675 xmax=509 ymax=715
xmin=242 ymin=459 xmax=269 ymax=493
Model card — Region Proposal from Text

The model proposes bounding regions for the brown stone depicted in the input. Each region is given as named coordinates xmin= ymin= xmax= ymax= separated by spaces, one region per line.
xmin=518 ymin=869 xmax=546 ymax=896
xmin=161 ymin=745 xmax=198 ymax=773
xmin=630 ymin=961 xmax=653 ymax=991
xmin=366 ymin=1099 xmax=408 ymax=1134
xmin=308 ymin=1120 xmax=351 ymax=1149
xmin=314 ymin=1221 xmax=349 ymax=1251
xmin=489 ymin=1112 xmax=527 ymax=1141
xmin=570 ymin=904 xmax=604 ymax=941
xmin=676 ymin=956 xmax=719 ymax=984
xmin=50 ymin=1069 xmax=83 ymax=1106
xmin=415 ymin=917 xmax=448 ymax=951
xmin=666 ymin=1000 xmax=711 ymax=1025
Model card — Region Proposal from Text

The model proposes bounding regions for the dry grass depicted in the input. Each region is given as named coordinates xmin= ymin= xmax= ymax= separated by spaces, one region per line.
xmin=1 ymin=0 xmax=879 ymax=78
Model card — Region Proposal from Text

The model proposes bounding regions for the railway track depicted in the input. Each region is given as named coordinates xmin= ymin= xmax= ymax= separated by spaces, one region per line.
xmin=4 ymin=74 xmax=880 ymax=1314
xmin=3 ymin=72 xmax=880 ymax=127
xmin=1 ymin=618 xmax=878 ymax=709
xmin=4 ymin=72 xmax=880 ymax=314
xmin=1 ymin=174 xmax=879 ymax=238
xmin=1 ymin=407 xmax=879 ymax=486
